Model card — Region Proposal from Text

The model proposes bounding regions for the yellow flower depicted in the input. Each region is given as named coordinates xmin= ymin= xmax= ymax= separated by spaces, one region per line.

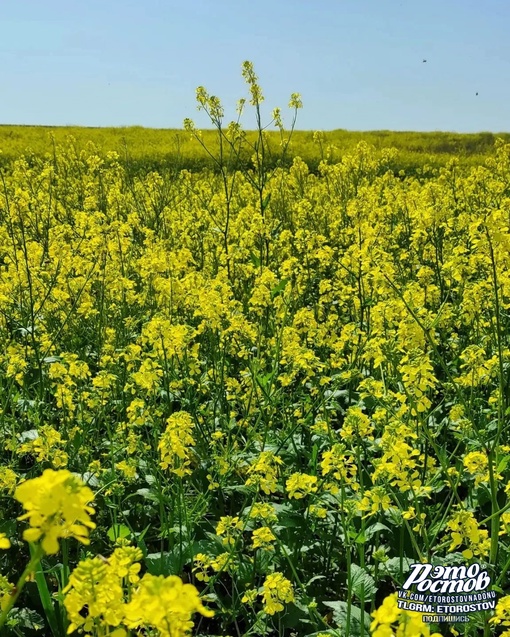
xmin=0 ymin=533 xmax=10 ymax=550
xmin=490 ymin=595 xmax=510 ymax=626
xmin=285 ymin=472 xmax=318 ymax=499
xmin=370 ymin=593 xmax=400 ymax=629
xmin=358 ymin=487 xmax=393 ymax=516
xmin=446 ymin=508 xmax=490 ymax=559
xmin=245 ymin=451 xmax=283 ymax=495
xmin=115 ymin=460 xmax=137 ymax=482
xmin=463 ymin=450 xmax=491 ymax=486
xmin=158 ymin=411 xmax=196 ymax=477
xmin=251 ymin=526 xmax=276 ymax=550
xmin=321 ymin=444 xmax=358 ymax=488
xmin=64 ymin=556 xmax=125 ymax=633
xmin=0 ymin=467 xmax=18 ymax=495
xmin=15 ymin=469 xmax=95 ymax=555
xmin=402 ymin=507 xmax=416 ymax=520
xmin=0 ymin=575 xmax=15 ymax=612
xmin=193 ymin=553 xmax=213 ymax=582
xmin=216 ymin=516 xmax=243 ymax=546
xmin=289 ymin=92 xmax=303 ymax=109
xmin=340 ymin=406 xmax=374 ymax=442
xmin=211 ymin=552 xmax=232 ymax=572
xmin=249 ymin=502 xmax=278 ymax=522
xmin=17 ymin=425 xmax=69 ymax=469
xmin=308 ymin=504 xmax=328 ymax=518
xmin=371 ymin=593 xmax=442 ymax=637
xmin=242 ymin=588 xmax=258 ymax=604
xmin=123 ymin=573 xmax=214 ymax=635
xmin=260 ymin=572 xmax=294 ymax=615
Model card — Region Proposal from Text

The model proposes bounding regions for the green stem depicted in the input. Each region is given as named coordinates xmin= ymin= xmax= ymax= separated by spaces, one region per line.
xmin=0 ymin=545 xmax=44 ymax=630
xmin=31 ymin=543 xmax=61 ymax=637
xmin=487 ymin=448 xmax=500 ymax=569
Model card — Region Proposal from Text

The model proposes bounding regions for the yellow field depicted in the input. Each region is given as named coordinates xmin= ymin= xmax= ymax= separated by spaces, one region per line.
xmin=0 ymin=123 xmax=503 ymax=176
xmin=1 ymin=66 xmax=509 ymax=637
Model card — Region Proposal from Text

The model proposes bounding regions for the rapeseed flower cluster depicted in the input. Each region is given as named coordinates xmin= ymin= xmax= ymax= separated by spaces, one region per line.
xmin=286 ymin=472 xmax=318 ymax=499
xmin=0 ymin=575 xmax=14 ymax=612
xmin=159 ymin=411 xmax=196 ymax=477
xmin=446 ymin=508 xmax=490 ymax=559
xmin=15 ymin=468 xmax=95 ymax=554
xmin=123 ymin=573 xmax=214 ymax=636
xmin=490 ymin=594 xmax=510 ymax=630
xmin=245 ymin=451 xmax=283 ymax=494
xmin=64 ymin=547 xmax=214 ymax=636
xmin=370 ymin=594 xmax=442 ymax=637
xmin=1 ymin=470 xmax=214 ymax=636
xmin=260 ymin=572 xmax=295 ymax=615
xmin=251 ymin=526 xmax=276 ymax=550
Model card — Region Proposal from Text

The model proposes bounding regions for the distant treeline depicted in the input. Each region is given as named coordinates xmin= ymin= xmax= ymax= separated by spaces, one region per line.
xmin=0 ymin=125 xmax=508 ymax=177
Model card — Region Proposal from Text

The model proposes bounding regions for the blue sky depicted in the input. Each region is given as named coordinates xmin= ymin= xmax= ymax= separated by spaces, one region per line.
xmin=2 ymin=0 xmax=509 ymax=132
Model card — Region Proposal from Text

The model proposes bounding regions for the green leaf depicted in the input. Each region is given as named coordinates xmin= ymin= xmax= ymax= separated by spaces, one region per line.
xmin=381 ymin=556 xmax=414 ymax=579
xmin=306 ymin=574 xmax=326 ymax=587
xmin=132 ymin=524 xmax=151 ymax=556
xmin=350 ymin=528 xmax=367 ymax=544
xmin=134 ymin=487 xmax=159 ymax=502
xmin=497 ymin=455 xmax=510 ymax=473
xmin=322 ymin=600 xmax=371 ymax=636
xmin=221 ymin=484 xmax=252 ymax=495
xmin=236 ymin=559 xmax=255 ymax=586
xmin=274 ymin=511 xmax=305 ymax=529
xmin=145 ymin=552 xmax=178 ymax=576
xmin=363 ymin=522 xmax=391 ymax=541
xmin=475 ymin=484 xmax=492 ymax=507
xmin=270 ymin=278 xmax=289 ymax=298
xmin=106 ymin=524 xmax=131 ymax=542
xmin=249 ymin=251 xmax=261 ymax=268
xmin=146 ymin=539 xmax=218 ymax=576
xmin=6 ymin=608 xmax=45 ymax=631
xmin=256 ymin=370 xmax=275 ymax=389
xmin=349 ymin=564 xmax=376 ymax=600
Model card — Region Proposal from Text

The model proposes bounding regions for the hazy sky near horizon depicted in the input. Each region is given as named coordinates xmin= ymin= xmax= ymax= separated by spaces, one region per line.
xmin=2 ymin=0 xmax=509 ymax=132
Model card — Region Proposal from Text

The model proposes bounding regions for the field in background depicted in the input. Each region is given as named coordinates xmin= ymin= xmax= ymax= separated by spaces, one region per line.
xmin=1 ymin=124 xmax=508 ymax=176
